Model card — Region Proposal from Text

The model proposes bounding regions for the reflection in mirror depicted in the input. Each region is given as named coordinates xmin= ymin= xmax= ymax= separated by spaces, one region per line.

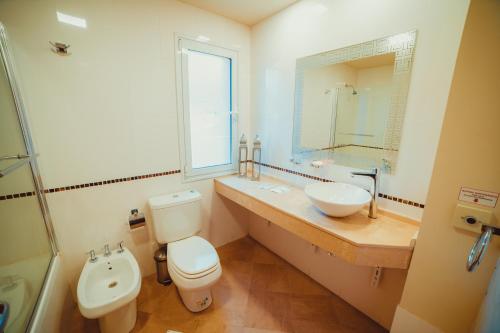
xmin=292 ymin=31 xmax=416 ymax=173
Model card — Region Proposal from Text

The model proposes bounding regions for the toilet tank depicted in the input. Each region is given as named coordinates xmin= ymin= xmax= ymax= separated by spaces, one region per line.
xmin=148 ymin=190 xmax=202 ymax=244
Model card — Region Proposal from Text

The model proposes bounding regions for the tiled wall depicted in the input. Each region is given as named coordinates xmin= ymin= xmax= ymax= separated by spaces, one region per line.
xmin=0 ymin=0 xmax=251 ymax=295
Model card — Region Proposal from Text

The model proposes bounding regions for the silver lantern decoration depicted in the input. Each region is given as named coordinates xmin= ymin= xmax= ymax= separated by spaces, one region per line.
xmin=238 ymin=134 xmax=248 ymax=178
xmin=251 ymin=135 xmax=262 ymax=181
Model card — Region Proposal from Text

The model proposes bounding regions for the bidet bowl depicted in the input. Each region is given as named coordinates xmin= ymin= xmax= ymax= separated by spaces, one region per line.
xmin=305 ymin=182 xmax=372 ymax=217
xmin=77 ymin=248 xmax=141 ymax=319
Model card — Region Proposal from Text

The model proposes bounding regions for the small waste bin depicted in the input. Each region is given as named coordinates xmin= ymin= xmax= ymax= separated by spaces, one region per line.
xmin=154 ymin=246 xmax=172 ymax=285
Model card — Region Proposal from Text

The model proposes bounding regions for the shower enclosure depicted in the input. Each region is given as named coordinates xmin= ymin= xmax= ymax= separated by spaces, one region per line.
xmin=0 ymin=23 xmax=58 ymax=332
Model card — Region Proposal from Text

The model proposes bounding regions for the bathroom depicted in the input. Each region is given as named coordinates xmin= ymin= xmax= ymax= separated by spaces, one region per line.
xmin=0 ymin=0 xmax=498 ymax=332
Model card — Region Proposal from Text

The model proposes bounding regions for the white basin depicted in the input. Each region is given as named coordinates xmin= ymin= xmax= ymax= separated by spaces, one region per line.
xmin=305 ymin=182 xmax=372 ymax=217
xmin=77 ymin=247 xmax=141 ymax=333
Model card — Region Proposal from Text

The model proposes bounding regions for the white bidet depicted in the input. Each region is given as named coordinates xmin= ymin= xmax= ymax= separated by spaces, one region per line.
xmin=77 ymin=247 xmax=141 ymax=333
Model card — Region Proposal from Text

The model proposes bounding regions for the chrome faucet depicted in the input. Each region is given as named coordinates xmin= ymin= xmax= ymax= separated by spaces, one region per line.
xmin=117 ymin=241 xmax=125 ymax=253
xmin=351 ymin=167 xmax=379 ymax=219
xmin=87 ymin=249 xmax=98 ymax=263
xmin=103 ymin=244 xmax=112 ymax=257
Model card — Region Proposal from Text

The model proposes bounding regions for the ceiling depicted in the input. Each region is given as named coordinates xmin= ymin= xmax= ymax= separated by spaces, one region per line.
xmin=179 ymin=0 xmax=298 ymax=26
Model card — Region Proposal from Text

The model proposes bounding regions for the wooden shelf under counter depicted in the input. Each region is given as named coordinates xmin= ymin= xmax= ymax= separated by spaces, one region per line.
xmin=214 ymin=175 xmax=420 ymax=269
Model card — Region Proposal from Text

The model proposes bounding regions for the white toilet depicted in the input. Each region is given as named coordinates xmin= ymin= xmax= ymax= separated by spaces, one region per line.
xmin=148 ymin=190 xmax=222 ymax=312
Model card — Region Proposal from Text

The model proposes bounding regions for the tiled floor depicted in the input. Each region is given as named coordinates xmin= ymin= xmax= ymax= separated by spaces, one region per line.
xmin=70 ymin=237 xmax=387 ymax=333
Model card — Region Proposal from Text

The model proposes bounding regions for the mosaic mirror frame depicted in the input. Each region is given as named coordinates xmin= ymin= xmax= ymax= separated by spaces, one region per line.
xmin=292 ymin=31 xmax=417 ymax=173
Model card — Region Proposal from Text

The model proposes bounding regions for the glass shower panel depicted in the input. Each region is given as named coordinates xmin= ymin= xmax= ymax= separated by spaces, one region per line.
xmin=0 ymin=33 xmax=53 ymax=333
xmin=335 ymin=86 xmax=391 ymax=148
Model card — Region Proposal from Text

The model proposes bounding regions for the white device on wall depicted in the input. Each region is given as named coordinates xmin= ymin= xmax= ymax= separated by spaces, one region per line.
xmin=452 ymin=199 xmax=498 ymax=272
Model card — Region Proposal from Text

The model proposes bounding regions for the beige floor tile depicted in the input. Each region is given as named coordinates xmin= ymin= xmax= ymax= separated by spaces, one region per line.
xmin=330 ymin=294 xmax=386 ymax=333
xmin=218 ymin=237 xmax=256 ymax=263
xmin=244 ymin=289 xmax=291 ymax=332
xmin=244 ymin=328 xmax=290 ymax=333
xmin=155 ymin=287 xmax=198 ymax=323
xmin=250 ymin=263 xmax=290 ymax=293
xmin=137 ymin=274 xmax=174 ymax=314
xmin=132 ymin=311 xmax=199 ymax=333
xmin=66 ymin=303 xmax=99 ymax=333
xmin=219 ymin=259 xmax=254 ymax=290
xmin=287 ymin=294 xmax=336 ymax=324
xmin=201 ymin=284 xmax=249 ymax=327
xmin=195 ymin=311 xmax=245 ymax=333
xmin=287 ymin=319 xmax=355 ymax=333
xmin=252 ymin=243 xmax=288 ymax=266
xmin=285 ymin=266 xmax=331 ymax=296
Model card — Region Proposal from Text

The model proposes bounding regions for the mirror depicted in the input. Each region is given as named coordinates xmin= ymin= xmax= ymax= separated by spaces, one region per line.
xmin=292 ymin=31 xmax=417 ymax=173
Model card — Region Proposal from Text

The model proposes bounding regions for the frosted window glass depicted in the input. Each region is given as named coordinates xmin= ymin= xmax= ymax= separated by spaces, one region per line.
xmin=187 ymin=50 xmax=232 ymax=169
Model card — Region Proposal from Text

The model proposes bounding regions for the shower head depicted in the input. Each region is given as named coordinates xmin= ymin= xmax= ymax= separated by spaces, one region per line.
xmin=344 ymin=83 xmax=358 ymax=95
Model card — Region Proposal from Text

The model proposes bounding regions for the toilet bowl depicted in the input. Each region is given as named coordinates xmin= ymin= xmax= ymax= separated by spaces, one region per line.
xmin=149 ymin=190 xmax=222 ymax=312
xmin=167 ymin=236 xmax=221 ymax=312
xmin=77 ymin=247 xmax=141 ymax=333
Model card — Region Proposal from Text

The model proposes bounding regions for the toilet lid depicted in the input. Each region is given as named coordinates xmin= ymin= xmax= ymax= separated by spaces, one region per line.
xmin=168 ymin=236 xmax=219 ymax=275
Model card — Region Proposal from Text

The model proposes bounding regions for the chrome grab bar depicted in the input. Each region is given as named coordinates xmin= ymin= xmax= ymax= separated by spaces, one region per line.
xmin=467 ymin=226 xmax=494 ymax=272
xmin=0 ymin=154 xmax=33 ymax=178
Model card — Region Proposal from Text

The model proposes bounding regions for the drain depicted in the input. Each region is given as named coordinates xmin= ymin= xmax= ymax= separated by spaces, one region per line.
xmin=108 ymin=281 xmax=118 ymax=288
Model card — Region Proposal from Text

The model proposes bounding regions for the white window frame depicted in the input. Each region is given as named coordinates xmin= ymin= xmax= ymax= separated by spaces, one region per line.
xmin=175 ymin=35 xmax=239 ymax=181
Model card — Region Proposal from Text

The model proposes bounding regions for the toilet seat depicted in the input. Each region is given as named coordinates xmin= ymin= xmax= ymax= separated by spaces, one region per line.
xmin=168 ymin=236 xmax=219 ymax=274
xmin=170 ymin=260 xmax=219 ymax=279
xmin=167 ymin=236 xmax=222 ymax=291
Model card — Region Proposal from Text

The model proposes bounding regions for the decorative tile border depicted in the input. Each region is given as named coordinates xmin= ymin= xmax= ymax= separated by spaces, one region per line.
xmin=2 ymin=163 xmax=424 ymax=209
xmin=0 ymin=191 xmax=36 ymax=201
xmin=378 ymin=193 xmax=424 ymax=209
xmin=0 ymin=169 xmax=181 ymax=201
xmin=253 ymin=161 xmax=425 ymax=209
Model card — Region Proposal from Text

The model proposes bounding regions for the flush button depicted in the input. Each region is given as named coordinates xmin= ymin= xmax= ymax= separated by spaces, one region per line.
xmin=464 ymin=216 xmax=477 ymax=225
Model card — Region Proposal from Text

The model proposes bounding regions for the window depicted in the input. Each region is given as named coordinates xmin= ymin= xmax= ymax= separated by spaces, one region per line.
xmin=176 ymin=37 xmax=238 ymax=179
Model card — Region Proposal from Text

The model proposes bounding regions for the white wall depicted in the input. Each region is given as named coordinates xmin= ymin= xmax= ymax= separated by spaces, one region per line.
xmin=300 ymin=63 xmax=356 ymax=149
xmin=0 ymin=0 xmax=251 ymax=294
xmin=250 ymin=0 xmax=470 ymax=220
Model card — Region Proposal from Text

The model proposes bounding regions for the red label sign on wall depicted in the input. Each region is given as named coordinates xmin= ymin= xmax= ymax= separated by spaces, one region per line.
xmin=458 ymin=187 xmax=499 ymax=208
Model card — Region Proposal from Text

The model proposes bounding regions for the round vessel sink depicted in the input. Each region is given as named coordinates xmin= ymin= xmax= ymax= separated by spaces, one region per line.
xmin=304 ymin=182 xmax=371 ymax=217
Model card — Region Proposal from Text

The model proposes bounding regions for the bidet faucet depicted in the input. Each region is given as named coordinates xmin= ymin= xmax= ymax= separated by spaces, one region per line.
xmin=117 ymin=241 xmax=125 ymax=253
xmin=351 ymin=167 xmax=379 ymax=219
xmin=103 ymin=244 xmax=112 ymax=257
xmin=87 ymin=249 xmax=97 ymax=263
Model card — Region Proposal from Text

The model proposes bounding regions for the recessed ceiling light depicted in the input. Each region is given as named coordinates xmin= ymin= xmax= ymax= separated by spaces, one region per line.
xmin=56 ymin=12 xmax=87 ymax=28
